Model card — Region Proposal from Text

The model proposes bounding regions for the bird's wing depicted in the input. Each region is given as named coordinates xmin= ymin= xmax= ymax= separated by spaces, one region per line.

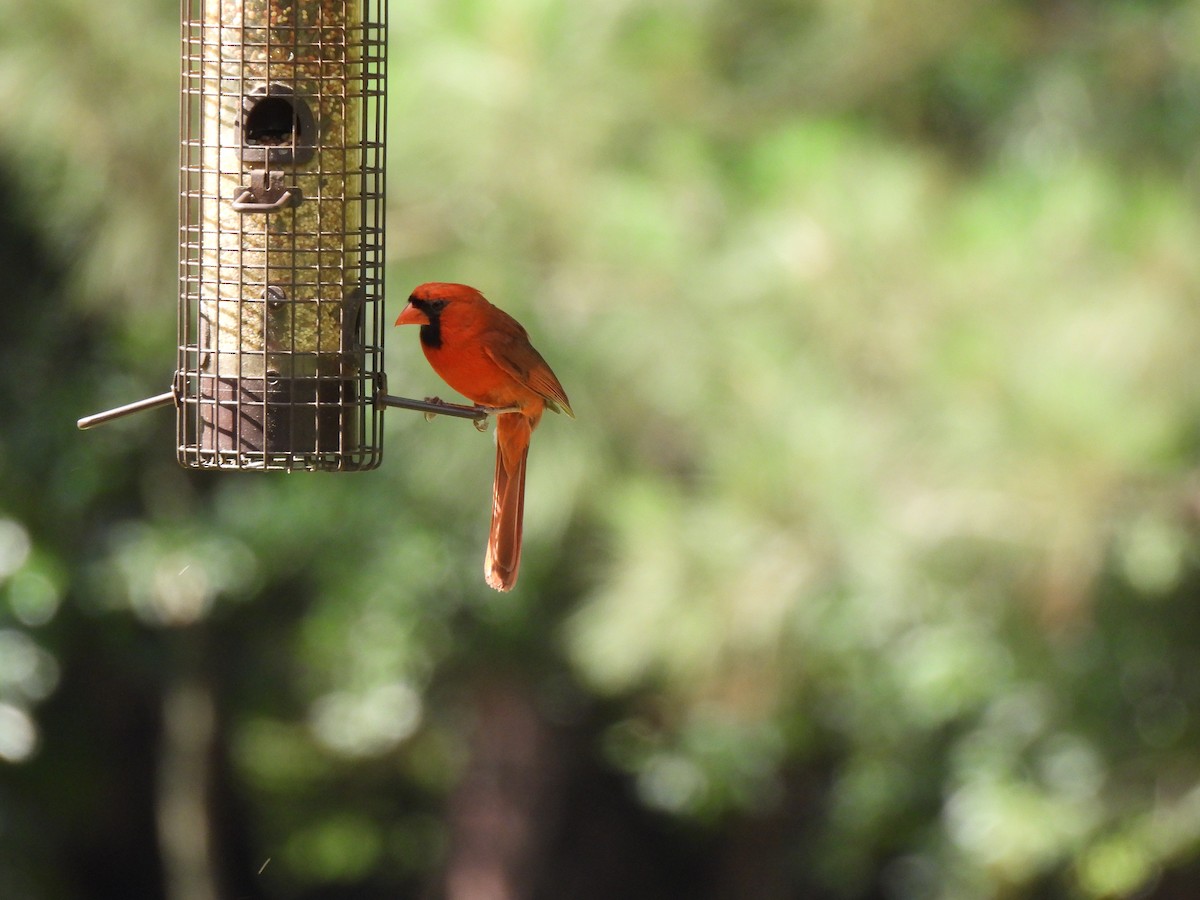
xmin=483 ymin=329 xmax=574 ymax=417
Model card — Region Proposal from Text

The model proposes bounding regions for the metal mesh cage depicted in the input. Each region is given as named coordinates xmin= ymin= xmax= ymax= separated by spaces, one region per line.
xmin=177 ymin=0 xmax=386 ymax=471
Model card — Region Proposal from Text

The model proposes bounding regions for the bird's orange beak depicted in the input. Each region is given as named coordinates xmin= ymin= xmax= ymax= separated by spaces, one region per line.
xmin=396 ymin=302 xmax=428 ymax=327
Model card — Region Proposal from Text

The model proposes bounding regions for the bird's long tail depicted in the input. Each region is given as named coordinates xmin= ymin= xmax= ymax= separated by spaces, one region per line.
xmin=485 ymin=413 xmax=530 ymax=592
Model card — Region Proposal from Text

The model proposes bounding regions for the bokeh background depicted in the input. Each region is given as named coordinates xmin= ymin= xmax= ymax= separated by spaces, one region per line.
xmin=3 ymin=0 xmax=1200 ymax=897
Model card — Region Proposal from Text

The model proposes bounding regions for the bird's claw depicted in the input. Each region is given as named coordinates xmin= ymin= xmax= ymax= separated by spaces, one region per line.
xmin=471 ymin=405 xmax=521 ymax=432
xmin=475 ymin=404 xmax=522 ymax=431
xmin=423 ymin=397 xmax=443 ymax=422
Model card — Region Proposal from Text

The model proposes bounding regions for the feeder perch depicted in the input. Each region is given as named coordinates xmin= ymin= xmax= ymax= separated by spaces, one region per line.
xmin=78 ymin=0 xmax=488 ymax=467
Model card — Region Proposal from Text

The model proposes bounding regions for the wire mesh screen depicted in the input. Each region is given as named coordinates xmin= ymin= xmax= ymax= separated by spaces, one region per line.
xmin=178 ymin=0 xmax=386 ymax=471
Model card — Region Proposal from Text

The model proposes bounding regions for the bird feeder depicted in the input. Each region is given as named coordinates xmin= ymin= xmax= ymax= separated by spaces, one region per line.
xmin=77 ymin=0 xmax=488 ymax=460
xmin=177 ymin=0 xmax=388 ymax=471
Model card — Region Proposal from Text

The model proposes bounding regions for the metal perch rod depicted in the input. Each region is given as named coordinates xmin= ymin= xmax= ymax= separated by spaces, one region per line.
xmin=379 ymin=395 xmax=489 ymax=421
xmin=77 ymin=391 xmax=178 ymax=430
xmin=79 ymin=390 xmax=487 ymax=431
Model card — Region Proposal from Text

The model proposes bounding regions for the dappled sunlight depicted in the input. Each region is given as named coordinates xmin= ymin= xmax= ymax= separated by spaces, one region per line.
xmin=309 ymin=681 xmax=424 ymax=758
xmin=0 ymin=702 xmax=39 ymax=763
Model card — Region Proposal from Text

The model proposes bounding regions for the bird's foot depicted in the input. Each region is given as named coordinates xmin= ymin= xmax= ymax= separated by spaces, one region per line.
xmin=423 ymin=397 xmax=444 ymax=422
xmin=471 ymin=404 xmax=522 ymax=432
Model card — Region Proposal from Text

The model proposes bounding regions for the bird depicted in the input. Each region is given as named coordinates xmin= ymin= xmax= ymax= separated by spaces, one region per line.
xmin=395 ymin=283 xmax=574 ymax=592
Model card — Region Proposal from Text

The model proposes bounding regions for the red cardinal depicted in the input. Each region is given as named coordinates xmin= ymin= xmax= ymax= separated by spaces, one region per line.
xmin=396 ymin=283 xmax=574 ymax=591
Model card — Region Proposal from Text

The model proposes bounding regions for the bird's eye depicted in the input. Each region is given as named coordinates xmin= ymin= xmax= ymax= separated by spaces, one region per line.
xmin=410 ymin=297 xmax=447 ymax=314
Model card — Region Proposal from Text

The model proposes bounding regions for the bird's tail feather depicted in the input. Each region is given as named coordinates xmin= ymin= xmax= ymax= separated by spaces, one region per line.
xmin=485 ymin=414 xmax=530 ymax=592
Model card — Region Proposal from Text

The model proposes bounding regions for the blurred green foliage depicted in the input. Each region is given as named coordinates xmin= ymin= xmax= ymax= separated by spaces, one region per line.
xmin=3 ymin=0 xmax=1200 ymax=897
